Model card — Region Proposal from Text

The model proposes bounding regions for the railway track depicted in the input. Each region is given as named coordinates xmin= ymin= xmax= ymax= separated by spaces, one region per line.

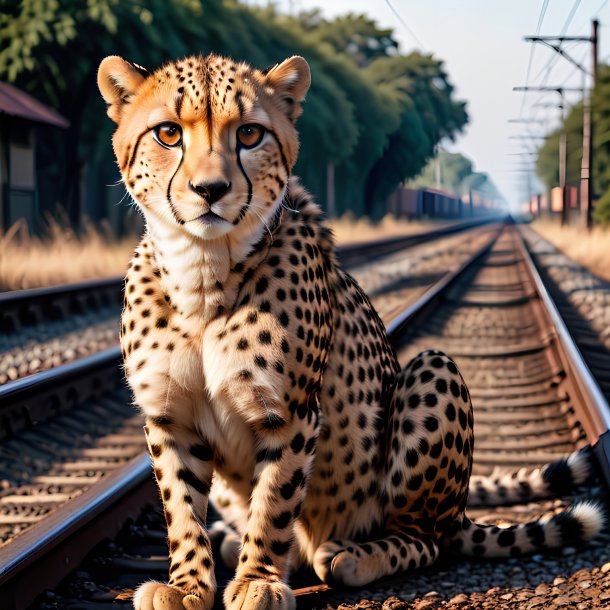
xmin=4 ymin=218 xmax=610 ymax=609
xmin=519 ymin=225 xmax=610 ymax=472
xmin=0 ymin=216 xmax=500 ymax=387
xmin=0 ymin=220 xmax=501 ymax=553
xmin=0 ymin=217 xmax=501 ymax=547
xmin=0 ymin=278 xmax=122 ymax=385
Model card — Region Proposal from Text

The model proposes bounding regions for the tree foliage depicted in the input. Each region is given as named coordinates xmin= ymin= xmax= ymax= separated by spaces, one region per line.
xmin=535 ymin=64 xmax=610 ymax=224
xmin=410 ymin=149 xmax=472 ymax=193
xmin=304 ymin=12 xmax=399 ymax=68
xmin=0 ymin=0 xmax=469 ymax=222
xmin=409 ymin=148 xmax=501 ymax=203
xmin=362 ymin=54 xmax=468 ymax=211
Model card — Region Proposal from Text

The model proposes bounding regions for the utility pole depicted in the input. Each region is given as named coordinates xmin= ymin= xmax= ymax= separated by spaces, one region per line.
xmin=523 ymin=28 xmax=598 ymax=228
xmin=580 ymin=19 xmax=599 ymax=230
xmin=513 ymin=86 xmax=583 ymax=225
xmin=559 ymin=97 xmax=568 ymax=225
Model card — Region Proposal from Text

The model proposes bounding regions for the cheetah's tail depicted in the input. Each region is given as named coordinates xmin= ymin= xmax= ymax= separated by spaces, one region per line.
xmin=452 ymin=501 xmax=605 ymax=558
xmin=468 ymin=447 xmax=596 ymax=507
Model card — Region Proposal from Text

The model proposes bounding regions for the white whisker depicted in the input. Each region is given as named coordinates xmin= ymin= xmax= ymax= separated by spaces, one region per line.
xmin=253 ymin=209 xmax=274 ymax=241
xmin=280 ymin=201 xmax=300 ymax=214
xmin=115 ymin=187 xmax=132 ymax=207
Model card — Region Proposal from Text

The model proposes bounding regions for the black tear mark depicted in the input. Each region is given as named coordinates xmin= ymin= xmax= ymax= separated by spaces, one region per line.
xmin=167 ymin=153 xmax=186 ymax=225
xmin=127 ymin=128 xmax=150 ymax=170
xmin=234 ymin=144 xmax=253 ymax=225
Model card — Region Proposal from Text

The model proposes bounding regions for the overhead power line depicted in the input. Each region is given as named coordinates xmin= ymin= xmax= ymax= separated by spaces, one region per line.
xmin=384 ymin=0 xmax=425 ymax=50
xmin=522 ymin=0 xmax=550 ymax=116
xmin=531 ymin=1 xmax=583 ymax=93
xmin=536 ymin=0 xmax=551 ymax=33
xmin=561 ymin=0 xmax=583 ymax=36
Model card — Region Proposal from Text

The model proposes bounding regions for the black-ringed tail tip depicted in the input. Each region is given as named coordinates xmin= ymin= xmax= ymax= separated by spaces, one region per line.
xmin=468 ymin=447 xmax=598 ymax=507
xmin=453 ymin=500 xmax=606 ymax=558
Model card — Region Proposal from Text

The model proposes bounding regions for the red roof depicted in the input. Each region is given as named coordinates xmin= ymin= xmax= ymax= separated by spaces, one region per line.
xmin=0 ymin=81 xmax=69 ymax=128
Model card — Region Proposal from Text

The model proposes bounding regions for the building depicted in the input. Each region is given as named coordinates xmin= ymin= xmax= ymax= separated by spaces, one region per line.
xmin=0 ymin=82 xmax=69 ymax=232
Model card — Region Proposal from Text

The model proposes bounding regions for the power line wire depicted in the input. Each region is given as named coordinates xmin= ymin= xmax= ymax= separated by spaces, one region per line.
xmin=579 ymin=0 xmax=608 ymax=29
xmin=525 ymin=0 xmax=582 ymax=111
xmin=535 ymin=41 xmax=579 ymax=84
xmin=559 ymin=47 xmax=590 ymax=85
xmin=521 ymin=0 xmax=550 ymax=116
xmin=384 ymin=0 xmax=425 ymax=49
xmin=560 ymin=0 xmax=583 ymax=35
xmin=535 ymin=0 xmax=583 ymax=88
xmin=536 ymin=0 xmax=551 ymax=32
xmin=594 ymin=0 xmax=608 ymax=15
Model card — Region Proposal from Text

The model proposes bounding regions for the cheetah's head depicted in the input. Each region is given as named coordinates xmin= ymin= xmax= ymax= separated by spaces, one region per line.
xmin=98 ymin=54 xmax=310 ymax=241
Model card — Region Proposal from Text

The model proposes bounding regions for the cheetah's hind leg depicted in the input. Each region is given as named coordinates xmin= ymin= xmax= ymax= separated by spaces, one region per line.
xmin=312 ymin=350 xmax=472 ymax=587
xmin=312 ymin=533 xmax=439 ymax=587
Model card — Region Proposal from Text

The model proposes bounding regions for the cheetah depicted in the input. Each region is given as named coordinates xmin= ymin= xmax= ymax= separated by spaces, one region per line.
xmin=98 ymin=53 xmax=604 ymax=610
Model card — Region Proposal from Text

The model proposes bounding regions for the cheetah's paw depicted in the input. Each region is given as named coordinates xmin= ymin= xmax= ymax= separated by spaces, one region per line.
xmin=224 ymin=578 xmax=295 ymax=610
xmin=133 ymin=581 xmax=213 ymax=610
xmin=313 ymin=540 xmax=364 ymax=587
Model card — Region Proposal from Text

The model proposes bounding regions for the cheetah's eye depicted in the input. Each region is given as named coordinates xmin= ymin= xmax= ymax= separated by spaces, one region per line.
xmin=237 ymin=124 xmax=265 ymax=149
xmin=153 ymin=123 xmax=182 ymax=148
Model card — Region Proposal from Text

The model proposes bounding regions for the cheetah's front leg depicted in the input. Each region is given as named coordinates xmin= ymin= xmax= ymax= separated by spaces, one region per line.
xmin=224 ymin=398 xmax=319 ymax=610
xmin=133 ymin=418 xmax=216 ymax=610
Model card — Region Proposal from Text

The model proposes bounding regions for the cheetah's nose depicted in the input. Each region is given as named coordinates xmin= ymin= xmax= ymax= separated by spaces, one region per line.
xmin=188 ymin=180 xmax=231 ymax=204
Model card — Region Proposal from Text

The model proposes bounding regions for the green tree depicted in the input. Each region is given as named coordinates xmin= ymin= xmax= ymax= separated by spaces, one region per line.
xmin=362 ymin=53 xmax=468 ymax=214
xmin=304 ymin=13 xmax=399 ymax=68
xmin=535 ymin=64 xmax=610 ymax=224
xmin=535 ymin=103 xmax=584 ymax=190
xmin=0 ymin=1 xmax=470 ymax=224
xmin=410 ymin=149 xmax=473 ymax=194
xmin=1 ymin=0 xmax=208 ymax=223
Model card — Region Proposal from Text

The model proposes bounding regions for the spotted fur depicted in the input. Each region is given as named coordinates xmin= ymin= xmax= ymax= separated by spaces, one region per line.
xmin=469 ymin=447 xmax=597 ymax=507
xmin=98 ymin=53 xmax=605 ymax=610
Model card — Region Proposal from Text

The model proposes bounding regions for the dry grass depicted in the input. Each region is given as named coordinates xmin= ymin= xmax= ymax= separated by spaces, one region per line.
xmin=329 ymin=213 xmax=441 ymax=245
xmin=532 ymin=219 xmax=610 ymax=282
xmin=0 ymin=218 xmax=136 ymax=291
xmin=0 ymin=212 xmax=438 ymax=291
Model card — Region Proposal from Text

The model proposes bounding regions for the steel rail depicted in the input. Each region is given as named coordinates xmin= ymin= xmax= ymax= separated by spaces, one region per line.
xmin=336 ymin=215 xmax=504 ymax=267
xmin=0 ymin=276 xmax=123 ymax=338
xmin=0 ymin=346 xmax=122 ymax=439
xmin=0 ymin=276 xmax=124 ymax=306
xmin=0 ymin=454 xmax=155 ymax=610
xmin=516 ymin=231 xmax=610 ymax=488
xmin=385 ymin=233 xmax=498 ymax=337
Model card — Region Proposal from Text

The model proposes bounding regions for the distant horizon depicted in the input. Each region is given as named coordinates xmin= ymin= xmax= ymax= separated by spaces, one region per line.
xmin=252 ymin=0 xmax=608 ymax=210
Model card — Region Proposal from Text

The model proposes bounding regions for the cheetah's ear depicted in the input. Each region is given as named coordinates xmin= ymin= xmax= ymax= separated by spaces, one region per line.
xmin=98 ymin=56 xmax=147 ymax=124
xmin=264 ymin=56 xmax=311 ymax=121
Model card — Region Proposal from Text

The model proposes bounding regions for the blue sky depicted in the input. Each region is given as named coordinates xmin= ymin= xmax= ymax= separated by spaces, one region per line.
xmin=252 ymin=0 xmax=610 ymax=208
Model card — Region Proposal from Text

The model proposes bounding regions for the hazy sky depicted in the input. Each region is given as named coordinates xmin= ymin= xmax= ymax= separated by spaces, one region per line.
xmin=251 ymin=0 xmax=610 ymax=208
